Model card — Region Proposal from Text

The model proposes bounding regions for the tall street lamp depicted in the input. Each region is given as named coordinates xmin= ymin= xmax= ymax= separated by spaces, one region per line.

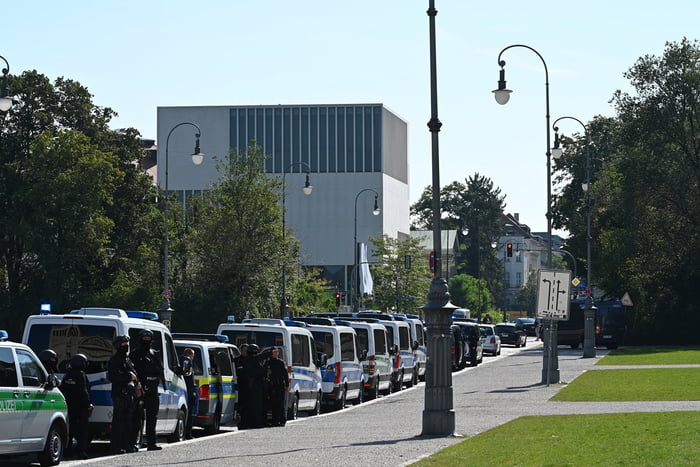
xmin=0 ymin=55 xmax=13 ymax=111
xmin=160 ymin=122 xmax=204 ymax=329
xmin=493 ymin=44 xmax=559 ymax=384
xmin=280 ymin=162 xmax=313 ymax=319
xmin=552 ymin=116 xmax=595 ymax=357
xmin=422 ymin=0 xmax=457 ymax=437
xmin=352 ymin=188 xmax=380 ymax=311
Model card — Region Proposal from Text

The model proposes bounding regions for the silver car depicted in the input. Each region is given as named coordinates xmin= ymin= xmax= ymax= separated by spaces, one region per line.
xmin=479 ymin=324 xmax=501 ymax=356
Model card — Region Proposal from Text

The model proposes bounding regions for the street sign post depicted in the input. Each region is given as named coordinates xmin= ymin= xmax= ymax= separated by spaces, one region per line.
xmin=536 ymin=269 xmax=572 ymax=320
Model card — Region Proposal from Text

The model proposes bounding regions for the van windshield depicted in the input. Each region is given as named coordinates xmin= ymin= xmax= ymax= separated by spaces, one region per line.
xmin=26 ymin=323 xmax=115 ymax=374
xmin=220 ymin=330 xmax=284 ymax=350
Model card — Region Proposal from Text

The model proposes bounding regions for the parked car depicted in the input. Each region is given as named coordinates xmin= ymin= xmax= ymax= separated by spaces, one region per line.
xmin=1 ymin=330 xmax=68 ymax=466
xmin=495 ymin=323 xmax=527 ymax=347
xmin=513 ymin=318 xmax=537 ymax=337
xmin=452 ymin=321 xmax=484 ymax=366
xmin=479 ymin=324 xmax=501 ymax=356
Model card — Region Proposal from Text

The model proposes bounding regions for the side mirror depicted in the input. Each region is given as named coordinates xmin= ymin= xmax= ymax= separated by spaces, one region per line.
xmin=45 ymin=373 xmax=59 ymax=390
xmin=411 ymin=340 xmax=419 ymax=351
xmin=181 ymin=358 xmax=192 ymax=375
xmin=317 ymin=353 xmax=328 ymax=367
xmin=360 ymin=349 xmax=368 ymax=361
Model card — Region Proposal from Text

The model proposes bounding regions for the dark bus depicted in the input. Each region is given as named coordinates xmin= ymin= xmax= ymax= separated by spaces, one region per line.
xmin=552 ymin=299 xmax=626 ymax=349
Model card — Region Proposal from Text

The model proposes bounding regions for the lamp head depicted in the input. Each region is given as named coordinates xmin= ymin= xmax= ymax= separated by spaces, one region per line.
xmin=0 ymin=57 xmax=13 ymax=112
xmin=372 ymin=195 xmax=380 ymax=216
xmin=551 ymin=127 xmax=563 ymax=159
xmin=303 ymin=173 xmax=313 ymax=195
xmin=492 ymin=63 xmax=512 ymax=105
xmin=191 ymin=133 xmax=204 ymax=165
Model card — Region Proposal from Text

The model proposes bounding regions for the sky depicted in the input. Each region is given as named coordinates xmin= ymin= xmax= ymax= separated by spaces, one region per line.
xmin=4 ymin=1 xmax=699 ymax=235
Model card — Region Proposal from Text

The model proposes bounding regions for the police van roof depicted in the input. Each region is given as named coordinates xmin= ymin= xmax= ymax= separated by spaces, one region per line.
xmin=172 ymin=333 xmax=229 ymax=343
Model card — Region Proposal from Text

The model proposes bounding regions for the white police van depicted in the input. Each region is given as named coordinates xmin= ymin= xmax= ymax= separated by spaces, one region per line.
xmin=356 ymin=311 xmax=417 ymax=391
xmin=394 ymin=314 xmax=427 ymax=382
xmin=0 ymin=330 xmax=68 ymax=466
xmin=22 ymin=308 xmax=189 ymax=444
xmin=217 ymin=318 xmax=324 ymax=419
xmin=172 ymin=333 xmax=240 ymax=434
xmin=293 ymin=317 xmax=364 ymax=410
xmin=341 ymin=319 xmax=392 ymax=399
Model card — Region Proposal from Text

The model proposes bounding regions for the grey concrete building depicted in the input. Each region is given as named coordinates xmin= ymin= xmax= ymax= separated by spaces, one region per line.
xmin=157 ymin=104 xmax=411 ymax=293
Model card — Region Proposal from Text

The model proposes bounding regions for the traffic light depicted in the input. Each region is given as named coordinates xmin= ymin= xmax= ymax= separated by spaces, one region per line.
xmin=335 ymin=292 xmax=341 ymax=306
xmin=507 ymin=243 xmax=513 ymax=257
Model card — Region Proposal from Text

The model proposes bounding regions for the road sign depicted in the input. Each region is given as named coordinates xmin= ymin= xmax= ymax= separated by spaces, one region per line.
xmin=571 ymin=278 xmax=580 ymax=287
xmin=536 ymin=269 xmax=572 ymax=320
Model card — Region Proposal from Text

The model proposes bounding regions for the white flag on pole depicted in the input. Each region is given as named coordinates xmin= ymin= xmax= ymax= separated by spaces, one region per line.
xmin=359 ymin=243 xmax=373 ymax=296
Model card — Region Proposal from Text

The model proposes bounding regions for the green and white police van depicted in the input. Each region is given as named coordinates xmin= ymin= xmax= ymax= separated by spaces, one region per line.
xmin=22 ymin=308 xmax=189 ymax=445
xmin=0 ymin=330 xmax=68 ymax=466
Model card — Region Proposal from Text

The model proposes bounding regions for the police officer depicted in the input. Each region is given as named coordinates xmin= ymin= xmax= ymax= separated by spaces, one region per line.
xmin=181 ymin=347 xmax=196 ymax=440
xmin=266 ymin=347 xmax=289 ymax=427
xmin=129 ymin=329 xmax=165 ymax=451
xmin=61 ymin=354 xmax=93 ymax=459
xmin=39 ymin=349 xmax=59 ymax=375
xmin=241 ymin=344 xmax=268 ymax=429
xmin=108 ymin=335 xmax=138 ymax=454
xmin=234 ymin=344 xmax=249 ymax=429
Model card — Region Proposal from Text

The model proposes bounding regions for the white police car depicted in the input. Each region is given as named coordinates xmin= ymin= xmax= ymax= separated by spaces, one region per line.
xmin=0 ymin=330 xmax=69 ymax=466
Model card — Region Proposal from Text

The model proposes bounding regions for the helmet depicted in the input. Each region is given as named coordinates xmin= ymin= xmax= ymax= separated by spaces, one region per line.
xmin=39 ymin=349 xmax=58 ymax=364
xmin=247 ymin=344 xmax=260 ymax=355
xmin=113 ymin=335 xmax=130 ymax=349
xmin=70 ymin=353 xmax=88 ymax=370
xmin=139 ymin=329 xmax=154 ymax=340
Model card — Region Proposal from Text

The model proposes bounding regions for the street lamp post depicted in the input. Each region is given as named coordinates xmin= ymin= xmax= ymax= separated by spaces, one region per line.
xmin=421 ymin=0 xmax=457 ymax=437
xmin=493 ymin=44 xmax=559 ymax=384
xmin=280 ymin=162 xmax=313 ymax=319
xmin=552 ymin=116 xmax=595 ymax=357
xmin=352 ymin=188 xmax=380 ymax=312
xmin=160 ymin=122 xmax=204 ymax=329
xmin=558 ymin=248 xmax=578 ymax=281
xmin=0 ymin=55 xmax=13 ymax=111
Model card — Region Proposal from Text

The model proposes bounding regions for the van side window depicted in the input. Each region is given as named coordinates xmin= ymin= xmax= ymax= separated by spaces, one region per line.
xmin=27 ymin=323 xmax=115 ymax=374
xmin=385 ymin=327 xmax=395 ymax=347
xmin=340 ymin=333 xmax=355 ymax=362
xmin=0 ymin=348 xmax=18 ymax=387
xmin=399 ymin=327 xmax=410 ymax=349
xmin=291 ymin=334 xmax=311 ymax=366
xmin=312 ymin=332 xmax=334 ymax=359
xmin=373 ymin=329 xmax=387 ymax=353
xmin=164 ymin=334 xmax=179 ymax=370
xmin=415 ymin=324 xmax=424 ymax=345
xmin=355 ymin=329 xmax=368 ymax=352
xmin=17 ymin=349 xmax=44 ymax=387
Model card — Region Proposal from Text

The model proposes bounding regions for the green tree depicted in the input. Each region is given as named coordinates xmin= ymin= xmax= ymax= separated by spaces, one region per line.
xmin=448 ymin=273 xmax=493 ymax=317
xmin=411 ymin=173 xmax=506 ymax=314
xmin=366 ymin=235 xmax=431 ymax=315
xmin=0 ymin=71 xmax=159 ymax=335
xmin=174 ymin=146 xmax=289 ymax=331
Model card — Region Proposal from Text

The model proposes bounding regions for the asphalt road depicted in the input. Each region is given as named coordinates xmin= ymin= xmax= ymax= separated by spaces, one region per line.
xmin=12 ymin=341 xmax=700 ymax=466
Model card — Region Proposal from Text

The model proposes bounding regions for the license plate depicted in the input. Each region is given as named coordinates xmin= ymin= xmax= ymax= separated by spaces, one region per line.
xmin=603 ymin=335 xmax=612 ymax=339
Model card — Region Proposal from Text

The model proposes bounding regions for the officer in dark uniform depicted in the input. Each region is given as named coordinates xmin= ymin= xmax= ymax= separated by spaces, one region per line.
xmin=39 ymin=349 xmax=59 ymax=374
xmin=181 ymin=347 xmax=196 ymax=439
xmin=266 ymin=347 xmax=289 ymax=426
xmin=61 ymin=354 xmax=93 ymax=459
xmin=108 ymin=335 xmax=138 ymax=454
xmin=234 ymin=344 xmax=249 ymax=428
xmin=241 ymin=344 xmax=269 ymax=429
xmin=129 ymin=329 xmax=165 ymax=451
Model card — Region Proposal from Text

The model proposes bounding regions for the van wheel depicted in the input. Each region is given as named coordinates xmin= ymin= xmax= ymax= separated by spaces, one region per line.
xmin=205 ymin=408 xmax=221 ymax=435
xmin=168 ymin=409 xmax=186 ymax=443
xmin=287 ymin=393 xmax=299 ymax=420
xmin=368 ymin=380 xmax=379 ymax=400
xmin=334 ymin=386 xmax=346 ymax=410
xmin=355 ymin=385 xmax=364 ymax=405
xmin=38 ymin=422 xmax=64 ymax=466
xmin=312 ymin=391 xmax=322 ymax=416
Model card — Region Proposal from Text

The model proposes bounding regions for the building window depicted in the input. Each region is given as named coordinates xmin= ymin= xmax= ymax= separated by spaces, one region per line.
xmin=516 ymin=272 xmax=522 ymax=287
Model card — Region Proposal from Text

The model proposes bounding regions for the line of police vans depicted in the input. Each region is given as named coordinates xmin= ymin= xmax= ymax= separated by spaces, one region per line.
xmin=2 ymin=307 xmax=428 ymax=465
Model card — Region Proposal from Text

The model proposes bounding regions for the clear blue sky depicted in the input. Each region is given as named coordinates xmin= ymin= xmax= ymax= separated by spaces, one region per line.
xmin=5 ymin=1 xmax=698 ymax=235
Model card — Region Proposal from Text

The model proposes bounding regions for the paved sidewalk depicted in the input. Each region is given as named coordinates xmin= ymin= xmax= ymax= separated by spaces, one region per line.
xmin=68 ymin=342 xmax=699 ymax=467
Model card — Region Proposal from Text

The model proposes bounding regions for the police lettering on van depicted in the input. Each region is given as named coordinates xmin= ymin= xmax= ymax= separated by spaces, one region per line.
xmin=22 ymin=308 xmax=189 ymax=445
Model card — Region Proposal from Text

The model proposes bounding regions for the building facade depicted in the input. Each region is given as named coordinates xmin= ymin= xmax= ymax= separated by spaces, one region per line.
xmin=157 ymin=104 xmax=411 ymax=292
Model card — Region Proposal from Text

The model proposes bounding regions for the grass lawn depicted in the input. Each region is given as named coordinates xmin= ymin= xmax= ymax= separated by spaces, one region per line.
xmin=410 ymin=412 xmax=700 ymax=466
xmin=597 ymin=347 xmax=700 ymax=366
xmin=552 ymin=368 xmax=700 ymax=401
